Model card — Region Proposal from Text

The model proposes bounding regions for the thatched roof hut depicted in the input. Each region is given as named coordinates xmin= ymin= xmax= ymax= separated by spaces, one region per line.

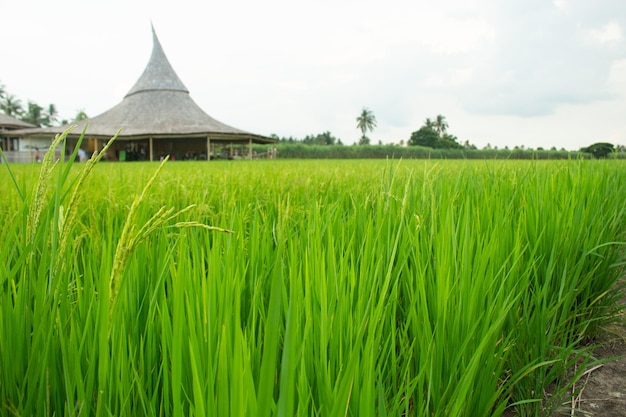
xmin=0 ymin=114 xmax=36 ymax=130
xmin=13 ymin=26 xmax=276 ymax=161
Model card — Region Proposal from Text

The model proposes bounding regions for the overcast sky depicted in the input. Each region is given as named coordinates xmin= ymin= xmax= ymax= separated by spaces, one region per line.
xmin=2 ymin=0 xmax=625 ymax=149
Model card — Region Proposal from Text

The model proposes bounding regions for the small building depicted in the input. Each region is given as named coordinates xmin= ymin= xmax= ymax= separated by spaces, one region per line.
xmin=0 ymin=114 xmax=39 ymax=162
xmin=12 ymin=26 xmax=276 ymax=161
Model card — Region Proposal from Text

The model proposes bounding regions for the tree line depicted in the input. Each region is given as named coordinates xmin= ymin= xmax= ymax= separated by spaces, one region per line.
xmin=2 ymin=88 xmax=621 ymax=159
xmin=0 ymin=81 xmax=87 ymax=127
xmin=253 ymin=143 xmax=625 ymax=160
xmin=272 ymin=108 xmax=624 ymax=158
xmin=275 ymin=110 xmax=469 ymax=149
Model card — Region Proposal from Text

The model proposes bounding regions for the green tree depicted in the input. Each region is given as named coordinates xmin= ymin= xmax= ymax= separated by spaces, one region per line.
xmin=303 ymin=132 xmax=337 ymax=145
xmin=20 ymin=101 xmax=46 ymax=127
xmin=1 ymin=94 xmax=23 ymax=117
xmin=314 ymin=131 xmax=337 ymax=145
xmin=356 ymin=107 xmax=377 ymax=145
xmin=434 ymin=114 xmax=448 ymax=137
xmin=42 ymin=103 xmax=58 ymax=126
xmin=17 ymin=100 xmax=60 ymax=127
xmin=408 ymin=126 xmax=439 ymax=147
xmin=437 ymin=133 xmax=462 ymax=149
xmin=358 ymin=136 xmax=371 ymax=145
xmin=409 ymin=115 xmax=462 ymax=149
xmin=74 ymin=109 xmax=88 ymax=122
xmin=462 ymin=140 xmax=476 ymax=150
xmin=581 ymin=142 xmax=615 ymax=159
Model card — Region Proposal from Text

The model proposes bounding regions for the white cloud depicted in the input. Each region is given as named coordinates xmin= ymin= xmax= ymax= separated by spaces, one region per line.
xmin=419 ymin=16 xmax=496 ymax=55
xmin=586 ymin=21 xmax=623 ymax=45
xmin=608 ymin=59 xmax=626 ymax=93
xmin=1 ymin=0 xmax=625 ymax=149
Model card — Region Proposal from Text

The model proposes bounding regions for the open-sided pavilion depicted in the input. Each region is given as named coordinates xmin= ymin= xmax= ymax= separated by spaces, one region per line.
xmin=11 ymin=26 xmax=276 ymax=161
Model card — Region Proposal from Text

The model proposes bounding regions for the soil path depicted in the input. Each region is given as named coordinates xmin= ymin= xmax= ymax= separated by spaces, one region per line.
xmin=562 ymin=287 xmax=626 ymax=417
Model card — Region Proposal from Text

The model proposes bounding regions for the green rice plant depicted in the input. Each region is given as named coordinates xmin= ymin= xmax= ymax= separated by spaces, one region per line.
xmin=502 ymin=161 xmax=626 ymax=416
xmin=0 ymin=130 xmax=232 ymax=416
xmin=0 ymin=127 xmax=104 ymax=416
xmin=0 ymin=156 xmax=624 ymax=416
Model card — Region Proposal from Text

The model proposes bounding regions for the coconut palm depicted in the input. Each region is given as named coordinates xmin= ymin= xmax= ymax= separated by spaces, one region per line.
xmin=356 ymin=107 xmax=377 ymax=145
xmin=44 ymin=103 xmax=59 ymax=126
xmin=424 ymin=117 xmax=435 ymax=130
xmin=434 ymin=114 xmax=448 ymax=137
xmin=1 ymin=94 xmax=23 ymax=117
xmin=73 ymin=109 xmax=89 ymax=122
xmin=21 ymin=101 xmax=46 ymax=127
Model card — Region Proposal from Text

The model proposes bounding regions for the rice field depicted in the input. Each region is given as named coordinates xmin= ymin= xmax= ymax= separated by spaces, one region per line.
xmin=1 ymin=132 xmax=625 ymax=416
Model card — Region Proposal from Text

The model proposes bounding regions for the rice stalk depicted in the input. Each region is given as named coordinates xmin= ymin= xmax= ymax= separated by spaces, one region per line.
xmin=52 ymin=127 xmax=119 ymax=277
xmin=108 ymin=157 xmax=233 ymax=321
xmin=1 ymin=158 xmax=624 ymax=416
xmin=25 ymin=131 xmax=66 ymax=248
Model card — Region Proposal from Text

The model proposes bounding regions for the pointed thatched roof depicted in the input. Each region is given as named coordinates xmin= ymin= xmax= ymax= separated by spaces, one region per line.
xmin=125 ymin=27 xmax=189 ymax=97
xmin=0 ymin=114 xmax=35 ymax=130
xmin=13 ymin=26 xmax=275 ymax=144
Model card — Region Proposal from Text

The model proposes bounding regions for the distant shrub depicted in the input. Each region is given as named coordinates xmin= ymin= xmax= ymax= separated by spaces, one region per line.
xmin=252 ymin=144 xmax=589 ymax=160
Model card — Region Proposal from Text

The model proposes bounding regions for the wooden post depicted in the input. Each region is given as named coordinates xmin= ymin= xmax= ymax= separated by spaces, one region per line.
xmin=248 ymin=138 xmax=252 ymax=160
xmin=207 ymin=136 xmax=211 ymax=161
xmin=149 ymin=137 xmax=153 ymax=161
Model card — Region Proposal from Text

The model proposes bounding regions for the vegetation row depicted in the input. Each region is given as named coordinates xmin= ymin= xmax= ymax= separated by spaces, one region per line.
xmin=254 ymin=143 xmax=626 ymax=160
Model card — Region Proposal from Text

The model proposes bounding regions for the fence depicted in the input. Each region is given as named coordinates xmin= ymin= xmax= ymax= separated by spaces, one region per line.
xmin=1 ymin=151 xmax=64 ymax=164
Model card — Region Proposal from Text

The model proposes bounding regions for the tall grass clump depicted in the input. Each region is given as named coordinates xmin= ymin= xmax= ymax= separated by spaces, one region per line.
xmin=0 ymin=149 xmax=624 ymax=416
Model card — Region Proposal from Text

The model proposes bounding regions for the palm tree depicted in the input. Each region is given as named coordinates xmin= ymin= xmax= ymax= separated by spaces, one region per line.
xmin=0 ymin=83 xmax=5 ymax=100
xmin=1 ymin=94 xmax=23 ymax=117
xmin=73 ymin=109 xmax=88 ymax=122
xmin=44 ymin=103 xmax=59 ymax=126
xmin=21 ymin=100 xmax=46 ymax=127
xmin=356 ymin=107 xmax=377 ymax=145
xmin=434 ymin=114 xmax=448 ymax=137
xmin=424 ymin=117 xmax=435 ymax=130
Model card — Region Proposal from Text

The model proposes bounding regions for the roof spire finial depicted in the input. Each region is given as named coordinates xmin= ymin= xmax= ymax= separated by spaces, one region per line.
xmin=150 ymin=20 xmax=157 ymax=39
xmin=124 ymin=23 xmax=189 ymax=97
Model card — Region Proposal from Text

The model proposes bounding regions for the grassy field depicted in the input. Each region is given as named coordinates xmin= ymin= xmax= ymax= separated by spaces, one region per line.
xmin=1 ymin=134 xmax=625 ymax=416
